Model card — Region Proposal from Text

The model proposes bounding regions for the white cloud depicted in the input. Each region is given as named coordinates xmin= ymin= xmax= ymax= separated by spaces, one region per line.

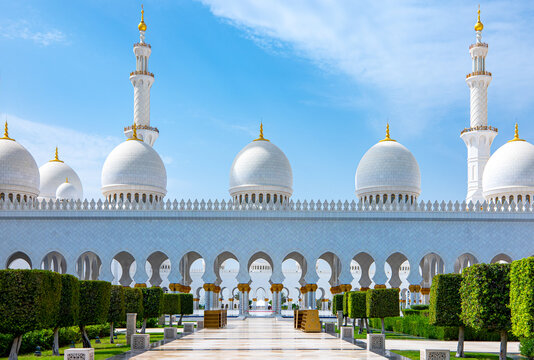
xmin=198 ymin=0 xmax=534 ymax=135
xmin=1 ymin=19 xmax=66 ymax=46
xmin=2 ymin=114 xmax=120 ymax=200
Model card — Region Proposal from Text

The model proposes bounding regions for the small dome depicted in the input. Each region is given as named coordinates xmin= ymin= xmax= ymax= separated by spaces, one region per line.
xmin=56 ymin=180 xmax=78 ymax=201
xmin=355 ymin=127 xmax=420 ymax=202
xmin=39 ymin=148 xmax=83 ymax=200
xmin=229 ymin=127 xmax=292 ymax=199
xmin=101 ymin=138 xmax=167 ymax=199
xmin=0 ymin=126 xmax=40 ymax=199
xmin=483 ymin=130 xmax=534 ymax=202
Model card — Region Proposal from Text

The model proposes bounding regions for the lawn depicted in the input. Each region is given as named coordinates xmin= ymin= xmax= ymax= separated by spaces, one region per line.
xmin=391 ymin=350 xmax=514 ymax=360
xmin=1 ymin=333 xmax=164 ymax=360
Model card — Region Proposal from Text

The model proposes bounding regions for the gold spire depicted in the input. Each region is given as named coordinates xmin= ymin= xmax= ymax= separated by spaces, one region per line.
xmin=253 ymin=122 xmax=269 ymax=142
xmin=65 ymin=177 xmax=69 ymax=183
xmin=49 ymin=146 xmax=64 ymax=163
xmin=379 ymin=123 xmax=396 ymax=142
xmin=508 ymin=123 xmax=525 ymax=142
xmin=128 ymin=123 xmax=142 ymax=141
xmin=474 ymin=5 xmax=484 ymax=31
xmin=1 ymin=121 xmax=14 ymax=141
xmin=138 ymin=5 xmax=147 ymax=31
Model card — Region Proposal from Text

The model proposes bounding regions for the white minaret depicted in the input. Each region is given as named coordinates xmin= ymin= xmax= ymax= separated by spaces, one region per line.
xmin=124 ymin=5 xmax=159 ymax=146
xmin=460 ymin=7 xmax=497 ymax=204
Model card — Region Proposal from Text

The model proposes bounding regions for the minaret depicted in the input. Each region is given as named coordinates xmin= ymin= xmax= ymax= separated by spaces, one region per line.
xmin=460 ymin=7 xmax=497 ymax=204
xmin=124 ymin=5 xmax=159 ymax=146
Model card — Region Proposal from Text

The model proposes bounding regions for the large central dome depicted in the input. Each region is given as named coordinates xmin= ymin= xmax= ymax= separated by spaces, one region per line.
xmin=355 ymin=126 xmax=420 ymax=203
xmin=229 ymin=125 xmax=292 ymax=204
xmin=101 ymin=133 xmax=167 ymax=202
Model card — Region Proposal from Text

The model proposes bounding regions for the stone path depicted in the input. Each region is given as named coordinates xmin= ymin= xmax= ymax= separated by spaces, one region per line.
xmin=128 ymin=318 xmax=389 ymax=359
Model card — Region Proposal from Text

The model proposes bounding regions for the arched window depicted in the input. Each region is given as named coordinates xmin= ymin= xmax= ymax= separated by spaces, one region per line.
xmin=245 ymin=194 xmax=249 ymax=203
xmin=149 ymin=194 xmax=153 ymax=202
xmin=142 ymin=194 xmax=146 ymax=202
xmin=16 ymin=194 xmax=21 ymax=202
xmin=259 ymin=194 xmax=263 ymax=203
xmin=8 ymin=193 xmax=13 ymax=202
xmin=527 ymin=195 xmax=531 ymax=203
xmin=0 ymin=193 xmax=4 ymax=200
xmin=267 ymin=194 xmax=271 ymax=203
xmin=274 ymin=194 xmax=277 ymax=203
xmin=518 ymin=195 xmax=523 ymax=202
xmin=23 ymin=195 xmax=27 ymax=202
xmin=509 ymin=195 xmax=514 ymax=203
xmin=280 ymin=196 xmax=283 ymax=204
xmin=239 ymin=194 xmax=243 ymax=204
xmin=252 ymin=194 xmax=256 ymax=203
xmin=135 ymin=193 xmax=139 ymax=202
xmin=502 ymin=196 xmax=506 ymax=203
xmin=391 ymin=194 xmax=395 ymax=203
xmin=127 ymin=193 xmax=132 ymax=201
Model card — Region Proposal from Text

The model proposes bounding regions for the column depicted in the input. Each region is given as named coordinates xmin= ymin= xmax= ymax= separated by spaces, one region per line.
xmin=193 ymin=298 xmax=199 ymax=310
xmin=203 ymin=283 xmax=214 ymax=310
xmin=270 ymin=283 xmax=283 ymax=315
xmin=305 ymin=284 xmax=317 ymax=309
xmin=213 ymin=286 xmax=221 ymax=309
xmin=300 ymin=286 xmax=308 ymax=308
xmin=237 ymin=283 xmax=250 ymax=316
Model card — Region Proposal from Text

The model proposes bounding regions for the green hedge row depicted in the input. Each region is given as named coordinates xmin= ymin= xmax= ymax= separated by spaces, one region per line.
xmin=0 ymin=324 xmax=109 ymax=357
xmin=332 ymin=294 xmax=343 ymax=315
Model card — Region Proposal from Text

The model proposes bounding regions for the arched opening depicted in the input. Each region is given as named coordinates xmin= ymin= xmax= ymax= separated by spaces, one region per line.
xmin=282 ymin=252 xmax=307 ymax=303
xmin=352 ymin=252 xmax=375 ymax=289
xmin=386 ymin=252 xmax=409 ymax=289
xmin=179 ymin=251 xmax=204 ymax=306
xmin=490 ymin=253 xmax=512 ymax=264
xmin=6 ymin=251 xmax=32 ymax=269
xmin=454 ymin=253 xmax=478 ymax=274
xmin=213 ymin=251 xmax=239 ymax=312
xmin=41 ymin=251 xmax=67 ymax=274
xmin=111 ymin=251 xmax=135 ymax=286
xmin=77 ymin=251 xmax=102 ymax=280
xmin=248 ymin=252 xmax=274 ymax=313
xmin=146 ymin=251 xmax=170 ymax=287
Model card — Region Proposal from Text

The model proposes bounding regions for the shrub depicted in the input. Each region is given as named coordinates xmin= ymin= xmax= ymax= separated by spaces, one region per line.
xmin=78 ymin=280 xmax=111 ymax=348
xmin=510 ymin=257 xmax=534 ymax=338
xmin=177 ymin=293 xmax=194 ymax=325
xmin=52 ymin=274 xmax=80 ymax=355
xmin=108 ymin=285 xmax=125 ymax=343
xmin=403 ymin=309 xmax=429 ymax=317
xmin=0 ymin=270 xmax=61 ymax=359
xmin=124 ymin=287 xmax=144 ymax=319
xmin=348 ymin=291 xmax=366 ymax=319
xmin=366 ymin=288 xmax=399 ymax=334
xmin=461 ymin=263 xmax=511 ymax=360
xmin=343 ymin=291 xmax=350 ymax=317
xmin=141 ymin=287 xmax=163 ymax=331
xmin=410 ymin=304 xmax=429 ymax=311
xmin=162 ymin=294 xmax=180 ymax=326
xmin=520 ymin=338 xmax=534 ymax=359
xmin=332 ymin=294 xmax=343 ymax=315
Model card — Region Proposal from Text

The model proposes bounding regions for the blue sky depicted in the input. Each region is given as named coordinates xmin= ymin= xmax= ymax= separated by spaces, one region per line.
xmin=1 ymin=0 xmax=534 ymax=201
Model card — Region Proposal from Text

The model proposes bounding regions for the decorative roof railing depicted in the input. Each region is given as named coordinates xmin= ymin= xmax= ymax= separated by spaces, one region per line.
xmin=466 ymin=71 xmax=491 ymax=79
xmin=0 ymin=198 xmax=533 ymax=214
xmin=460 ymin=125 xmax=498 ymax=135
xmin=469 ymin=43 xmax=488 ymax=50
xmin=124 ymin=124 xmax=159 ymax=133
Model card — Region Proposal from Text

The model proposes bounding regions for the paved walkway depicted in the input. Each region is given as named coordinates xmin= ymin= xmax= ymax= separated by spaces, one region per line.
xmin=128 ymin=318 xmax=389 ymax=359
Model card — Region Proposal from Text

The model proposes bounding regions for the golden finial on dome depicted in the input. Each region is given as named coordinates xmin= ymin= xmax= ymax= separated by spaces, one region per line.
xmin=379 ymin=123 xmax=396 ymax=142
xmin=253 ymin=122 xmax=270 ymax=142
xmin=65 ymin=177 xmax=69 ymax=183
xmin=474 ymin=5 xmax=484 ymax=32
xmin=128 ymin=123 xmax=142 ymax=141
xmin=1 ymin=121 xmax=14 ymax=141
xmin=138 ymin=5 xmax=147 ymax=32
xmin=508 ymin=123 xmax=525 ymax=142
xmin=49 ymin=146 xmax=64 ymax=163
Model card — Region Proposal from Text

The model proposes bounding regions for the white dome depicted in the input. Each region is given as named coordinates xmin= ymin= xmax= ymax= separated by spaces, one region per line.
xmin=56 ymin=181 xmax=78 ymax=201
xmin=39 ymin=155 xmax=83 ymax=200
xmin=229 ymin=139 xmax=293 ymax=197
xmin=483 ymin=139 xmax=534 ymax=201
xmin=0 ymin=137 xmax=40 ymax=199
xmin=355 ymin=139 xmax=421 ymax=201
xmin=101 ymin=139 xmax=167 ymax=198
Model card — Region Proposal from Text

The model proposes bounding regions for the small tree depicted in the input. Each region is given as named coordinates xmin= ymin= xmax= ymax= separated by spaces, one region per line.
xmin=108 ymin=285 xmax=125 ymax=343
xmin=141 ymin=287 xmax=164 ymax=332
xmin=78 ymin=280 xmax=111 ymax=348
xmin=460 ymin=263 xmax=511 ymax=360
xmin=332 ymin=294 xmax=343 ymax=315
xmin=366 ymin=288 xmax=399 ymax=334
xmin=510 ymin=257 xmax=534 ymax=340
xmin=348 ymin=291 xmax=367 ymax=334
xmin=124 ymin=287 xmax=144 ymax=321
xmin=429 ymin=274 xmax=464 ymax=357
xmin=343 ymin=291 xmax=350 ymax=325
xmin=177 ymin=293 xmax=194 ymax=325
xmin=162 ymin=294 xmax=180 ymax=326
xmin=0 ymin=270 xmax=61 ymax=360
xmin=52 ymin=274 xmax=80 ymax=356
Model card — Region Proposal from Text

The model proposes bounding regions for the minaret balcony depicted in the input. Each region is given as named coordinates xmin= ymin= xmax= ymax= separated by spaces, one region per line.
xmin=133 ymin=42 xmax=151 ymax=48
xmin=466 ymin=71 xmax=491 ymax=79
xmin=130 ymin=71 xmax=154 ymax=78
xmin=460 ymin=125 xmax=498 ymax=135
xmin=124 ymin=125 xmax=159 ymax=133
xmin=469 ymin=43 xmax=488 ymax=50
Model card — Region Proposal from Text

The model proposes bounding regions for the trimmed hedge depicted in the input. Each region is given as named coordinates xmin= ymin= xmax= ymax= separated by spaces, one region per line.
xmin=57 ymin=274 xmax=80 ymax=328
xmin=108 ymin=285 xmax=126 ymax=325
xmin=124 ymin=287 xmax=144 ymax=319
xmin=410 ymin=304 xmax=429 ymax=311
xmin=162 ymin=294 xmax=180 ymax=315
xmin=141 ymin=287 xmax=164 ymax=319
xmin=403 ymin=308 xmax=429 ymax=317
xmin=78 ymin=281 xmax=112 ymax=327
xmin=343 ymin=291 xmax=350 ymax=317
xmin=348 ymin=291 xmax=366 ymax=319
xmin=332 ymin=294 xmax=343 ymax=315
xmin=429 ymin=274 xmax=462 ymax=327
xmin=0 ymin=270 xmax=62 ymax=337
xmin=460 ymin=263 xmax=511 ymax=332
xmin=366 ymin=288 xmax=399 ymax=319
xmin=178 ymin=293 xmax=194 ymax=315
xmin=510 ymin=257 xmax=534 ymax=338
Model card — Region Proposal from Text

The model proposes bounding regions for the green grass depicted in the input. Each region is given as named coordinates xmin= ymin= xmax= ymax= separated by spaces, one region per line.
xmin=1 ymin=333 xmax=164 ymax=360
xmin=391 ymin=350 xmax=514 ymax=360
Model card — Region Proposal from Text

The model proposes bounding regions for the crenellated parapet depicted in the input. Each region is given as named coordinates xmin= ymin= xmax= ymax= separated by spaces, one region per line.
xmin=2 ymin=197 xmax=534 ymax=213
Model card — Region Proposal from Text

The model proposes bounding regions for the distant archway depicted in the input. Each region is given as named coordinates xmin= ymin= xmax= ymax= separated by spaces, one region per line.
xmin=6 ymin=251 xmax=32 ymax=269
xmin=454 ymin=253 xmax=478 ymax=273
xmin=41 ymin=251 xmax=67 ymax=274
xmin=77 ymin=251 xmax=102 ymax=280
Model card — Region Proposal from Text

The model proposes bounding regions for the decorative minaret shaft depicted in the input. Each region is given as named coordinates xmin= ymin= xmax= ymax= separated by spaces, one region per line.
xmin=124 ymin=5 xmax=159 ymax=146
xmin=460 ymin=7 xmax=497 ymax=204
